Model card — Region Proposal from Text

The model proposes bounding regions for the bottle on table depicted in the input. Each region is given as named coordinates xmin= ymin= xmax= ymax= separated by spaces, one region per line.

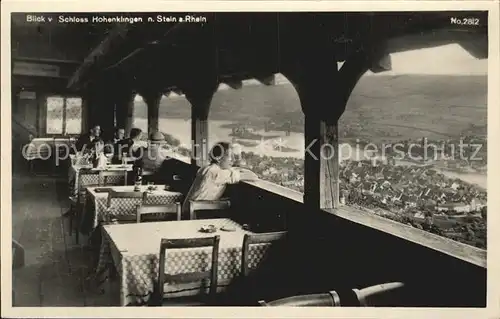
xmin=122 ymin=152 xmax=128 ymax=166
xmin=133 ymin=163 xmax=143 ymax=191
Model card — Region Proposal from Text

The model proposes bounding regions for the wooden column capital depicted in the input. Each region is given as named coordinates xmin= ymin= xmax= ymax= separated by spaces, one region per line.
xmin=184 ymin=83 xmax=218 ymax=168
xmin=114 ymin=90 xmax=136 ymax=135
xmin=138 ymin=89 xmax=163 ymax=136
xmin=139 ymin=89 xmax=163 ymax=106
xmin=85 ymin=84 xmax=116 ymax=139
xmin=184 ymin=81 xmax=218 ymax=118
xmin=285 ymin=43 xmax=370 ymax=210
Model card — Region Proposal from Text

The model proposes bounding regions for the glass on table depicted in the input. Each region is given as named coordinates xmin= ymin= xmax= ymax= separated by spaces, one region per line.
xmin=104 ymin=152 xmax=113 ymax=164
xmin=121 ymin=152 xmax=128 ymax=166
xmin=147 ymin=181 xmax=156 ymax=191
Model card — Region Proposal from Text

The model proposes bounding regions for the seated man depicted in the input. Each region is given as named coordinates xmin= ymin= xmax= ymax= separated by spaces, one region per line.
xmin=182 ymin=141 xmax=258 ymax=216
xmin=113 ymin=128 xmax=126 ymax=144
xmin=109 ymin=127 xmax=126 ymax=163
xmin=143 ymin=132 xmax=168 ymax=178
xmin=116 ymin=127 xmax=147 ymax=160
xmin=90 ymin=139 xmax=108 ymax=168
xmin=75 ymin=124 xmax=101 ymax=154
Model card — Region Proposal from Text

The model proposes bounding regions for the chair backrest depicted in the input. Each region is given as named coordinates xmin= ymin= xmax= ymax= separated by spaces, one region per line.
xmin=99 ymin=170 xmax=128 ymax=186
xmin=136 ymin=203 xmax=182 ymax=223
xmin=157 ymin=236 xmax=220 ymax=299
xmin=77 ymin=169 xmax=100 ymax=202
xmin=241 ymin=231 xmax=287 ymax=277
xmin=188 ymin=199 xmax=231 ymax=220
xmin=106 ymin=190 xmax=146 ymax=222
xmin=106 ymin=190 xmax=145 ymax=208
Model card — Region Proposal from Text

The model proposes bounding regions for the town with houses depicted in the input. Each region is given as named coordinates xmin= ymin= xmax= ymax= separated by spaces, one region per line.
xmin=162 ymin=132 xmax=487 ymax=249
xmin=238 ymin=143 xmax=488 ymax=249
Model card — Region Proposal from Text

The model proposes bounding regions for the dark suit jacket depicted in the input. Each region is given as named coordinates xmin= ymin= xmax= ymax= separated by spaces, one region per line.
xmin=110 ymin=138 xmax=131 ymax=163
xmin=75 ymin=133 xmax=101 ymax=153
xmin=111 ymin=138 xmax=147 ymax=165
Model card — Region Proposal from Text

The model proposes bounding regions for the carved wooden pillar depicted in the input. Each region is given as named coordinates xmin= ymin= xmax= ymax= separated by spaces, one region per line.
xmin=124 ymin=93 xmax=135 ymax=136
xmin=114 ymin=91 xmax=135 ymax=136
xmin=303 ymin=114 xmax=340 ymax=210
xmin=141 ymin=90 xmax=162 ymax=136
xmin=84 ymin=88 xmax=97 ymax=131
xmin=100 ymin=92 xmax=117 ymax=141
xmin=85 ymin=84 xmax=115 ymax=138
xmin=180 ymin=20 xmax=217 ymax=168
xmin=299 ymin=84 xmax=342 ymax=210
xmin=299 ymin=53 xmax=370 ymax=210
xmin=186 ymin=88 xmax=216 ymax=167
xmin=281 ymin=17 xmax=370 ymax=210
xmin=81 ymin=94 xmax=89 ymax=134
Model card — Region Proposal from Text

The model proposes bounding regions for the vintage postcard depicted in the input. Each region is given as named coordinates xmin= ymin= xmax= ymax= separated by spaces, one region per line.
xmin=1 ymin=0 xmax=499 ymax=318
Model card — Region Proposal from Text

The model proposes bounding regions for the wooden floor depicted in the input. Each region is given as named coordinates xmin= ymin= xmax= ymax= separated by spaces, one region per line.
xmin=12 ymin=162 xmax=119 ymax=307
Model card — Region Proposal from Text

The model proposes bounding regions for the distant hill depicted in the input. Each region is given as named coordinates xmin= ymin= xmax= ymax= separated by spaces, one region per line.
xmin=133 ymin=75 xmax=487 ymax=142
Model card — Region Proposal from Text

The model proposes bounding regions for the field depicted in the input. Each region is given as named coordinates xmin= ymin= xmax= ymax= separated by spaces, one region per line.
xmin=133 ymin=74 xmax=488 ymax=144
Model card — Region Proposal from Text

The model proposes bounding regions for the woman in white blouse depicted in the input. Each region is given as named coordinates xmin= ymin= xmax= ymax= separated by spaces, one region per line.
xmin=182 ymin=141 xmax=258 ymax=214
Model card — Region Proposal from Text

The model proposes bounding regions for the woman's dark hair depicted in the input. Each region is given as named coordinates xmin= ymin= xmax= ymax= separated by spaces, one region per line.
xmin=209 ymin=142 xmax=231 ymax=164
xmin=130 ymin=128 xmax=142 ymax=139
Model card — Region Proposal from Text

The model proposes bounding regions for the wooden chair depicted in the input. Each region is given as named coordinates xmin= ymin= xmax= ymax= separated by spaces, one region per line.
xmin=150 ymin=236 xmax=220 ymax=306
xmin=188 ymin=199 xmax=231 ymax=220
xmin=241 ymin=231 xmax=287 ymax=277
xmin=99 ymin=170 xmax=128 ymax=186
xmin=237 ymin=231 xmax=287 ymax=304
xmin=69 ymin=168 xmax=100 ymax=244
xmin=104 ymin=190 xmax=145 ymax=224
xmin=136 ymin=203 xmax=182 ymax=223
xmin=27 ymin=137 xmax=54 ymax=176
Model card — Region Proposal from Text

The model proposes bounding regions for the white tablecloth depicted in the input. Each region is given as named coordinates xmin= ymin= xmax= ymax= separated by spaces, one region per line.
xmin=96 ymin=219 xmax=274 ymax=306
xmin=23 ymin=137 xmax=72 ymax=160
xmin=82 ymin=185 xmax=183 ymax=233
xmin=68 ymin=164 xmax=134 ymax=196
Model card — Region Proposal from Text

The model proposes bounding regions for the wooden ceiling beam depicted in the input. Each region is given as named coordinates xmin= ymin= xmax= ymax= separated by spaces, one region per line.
xmin=66 ymin=12 xmax=488 ymax=90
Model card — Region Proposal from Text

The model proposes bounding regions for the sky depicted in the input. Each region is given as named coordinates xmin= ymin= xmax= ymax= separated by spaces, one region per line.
xmin=135 ymin=42 xmax=487 ymax=101
xmin=367 ymin=43 xmax=488 ymax=76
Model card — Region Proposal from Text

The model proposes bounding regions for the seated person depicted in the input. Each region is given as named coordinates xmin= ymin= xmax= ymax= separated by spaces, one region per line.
xmin=182 ymin=141 xmax=258 ymax=216
xmin=142 ymin=132 xmax=168 ymax=176
xmin=90 ymin=139 xmax=108 ymax=168
xmin=109 ymin=127 xmax=126 ymax=163
xmin=75 ymin=124 xmax=101 ymax=154
xmin=231 ymin=137 xmax=244 ymax=167
xmin=116 ymin=127 xmax=147 ymax=161
xmin=113 ymin=128 xmax=126 ymax=144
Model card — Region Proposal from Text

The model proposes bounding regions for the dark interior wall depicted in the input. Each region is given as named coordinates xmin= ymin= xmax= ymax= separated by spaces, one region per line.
xmin=12 ymin=76 xmax=68 ymax=137
xmin=166 ymin=158 xmax=486 ymax=307
xmin=11 ymin=15 xmax=96 ymax=62
xmin=234 ymin=181 xmax=486 ymax=307
xmin=12 ymin=91 xmax=38 ymax=132
xmin=11 ymin=55 xmax=85 ymax=137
